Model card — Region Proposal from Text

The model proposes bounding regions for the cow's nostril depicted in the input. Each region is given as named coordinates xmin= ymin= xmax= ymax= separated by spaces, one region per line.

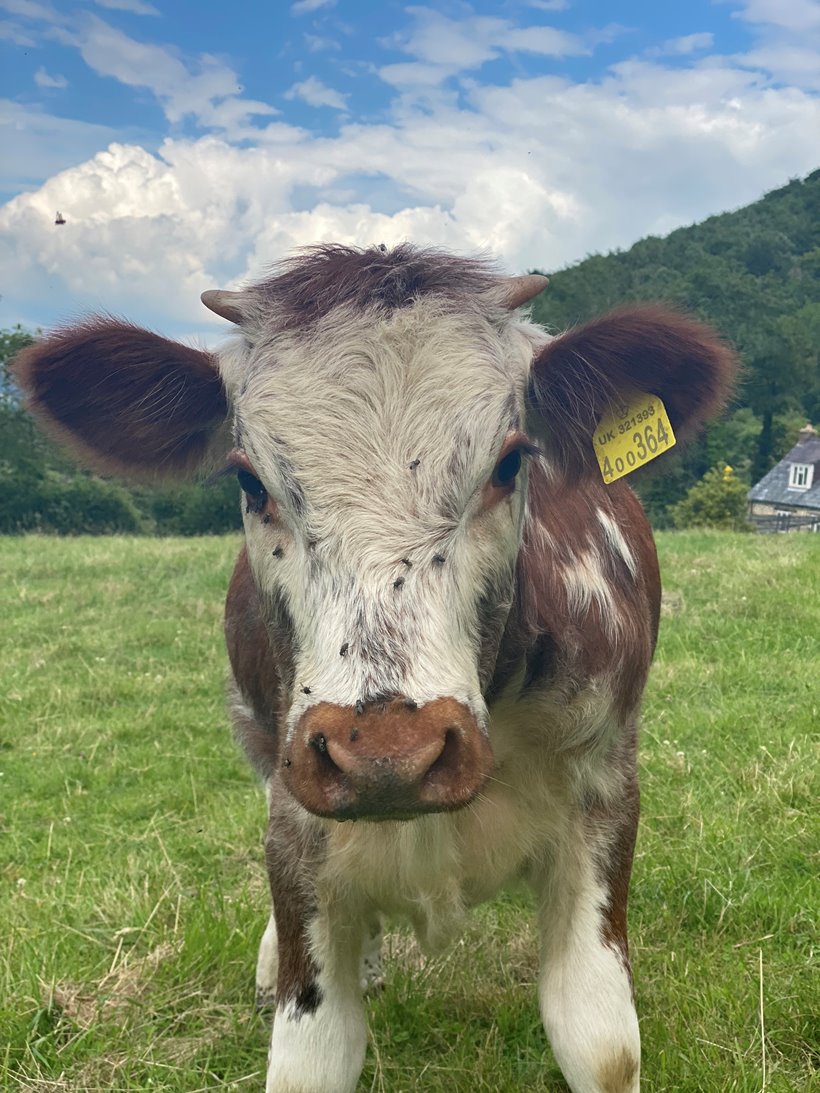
xmin=310 ymin=732 xmax=343 ymax=775
xmin=424 ymin=727 xmax=460 ymax=782
xmin=310 ymin=732 xmax=328 ymax=754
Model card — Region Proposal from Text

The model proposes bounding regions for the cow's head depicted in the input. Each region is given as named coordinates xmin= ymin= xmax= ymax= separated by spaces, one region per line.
xmin=14 ymin=245 xmax=735 ymax=820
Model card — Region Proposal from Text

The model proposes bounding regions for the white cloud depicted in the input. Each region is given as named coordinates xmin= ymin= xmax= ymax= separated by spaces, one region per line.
xmin=0 ymin=17 xmax=34 ymax=44
xmin=378 ymin=6 xmax=586 ymax=88
xmin=54 ymin=14 xmax=277 ymax=133
xmin=0 ymin=0 xmax=62 ymax=20
xmin=379 ymin=61 xmax=454 ymax=88
xmin=731 ymin=0 xmax=820 ymax=33
xmin=0 ymin=100 xmax=116 ymax=196
xmin=392 ymin=6 xmax=584 ymax=67
xmin=736 ymin=43 xmax=820 ymax=89
xmin=291 ymin=0 xmax=335 ymax=14
xmin=304 ymin=33 xmax=340 ymax=52
xmin=285 ymin=76 xmax=348 ymax=110
xmin=3 ymin=49 xmax=819 ymax=336
xmin=2 ymin=0 xmax=820 ymax=336
xmin=93 ymin=0 xmax=160 ymax=14
xmin=34 ymin=66 xmax=67 ymax=88
xmin=650 ymin=32 xmax=714 ymax=56
xmin=727 ymin=0 xmax=820 ymax=89
xmin=527 ymin=0 xmax=570 ymax=10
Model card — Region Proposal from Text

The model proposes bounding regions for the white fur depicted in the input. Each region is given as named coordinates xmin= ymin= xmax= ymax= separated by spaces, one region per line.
xmin=221 ymin=302 xmax=536 ymax=733
xmin=534 ymin=852 xmax=640 ymax=1093
xmin=256 ymin=913 xmax=278 ymax=1007
xmin=266 ymin=912 xmax=368 ymax=1093
xmin=562 ymin=547 xmax=625 ymax=641
xmin=266 ymin=991 xmax=366 ymax=1093
xmin=596 ymin=507 xmax=638 ymax=578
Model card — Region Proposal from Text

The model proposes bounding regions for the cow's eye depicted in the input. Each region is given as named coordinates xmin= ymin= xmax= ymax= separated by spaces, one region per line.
xmin=491 ymin=448 xmax=522 ymax=487
xmin=237 ymin=468 xmax=267 ymax=503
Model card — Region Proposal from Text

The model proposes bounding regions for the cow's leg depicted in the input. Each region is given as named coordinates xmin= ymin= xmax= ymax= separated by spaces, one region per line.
xmin=360 ymin=914 xmax=383 ymax=993
xmin=259 ymin=907 xmax=382 ymax=1006
xmin=264 ymin=810 xmax=367 ymax=1093
xmin=256 ymin=912 xmax=278 ymax=1010
xmin=532 ymin=786 xmax=640 ymax=1093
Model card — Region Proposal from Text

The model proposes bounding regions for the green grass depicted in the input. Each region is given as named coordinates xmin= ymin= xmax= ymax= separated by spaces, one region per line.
xmin=1 ymin=532 xmax=817 ymax=1092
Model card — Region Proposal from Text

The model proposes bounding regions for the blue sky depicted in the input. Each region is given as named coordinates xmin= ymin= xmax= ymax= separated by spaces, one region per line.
xmin=1 ymin=0 xmax=819 ymax=338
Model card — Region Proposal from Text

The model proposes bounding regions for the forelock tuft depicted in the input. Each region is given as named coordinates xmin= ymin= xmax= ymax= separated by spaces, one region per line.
xmin=248 ymin=244 xmax=502 ymax=330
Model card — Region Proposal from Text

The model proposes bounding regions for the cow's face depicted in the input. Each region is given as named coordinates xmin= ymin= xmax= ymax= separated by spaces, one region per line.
xmin=218 ymin=293 xmax=541 ymax=819
xmin=14 ymin=245 xmax=734 ymax=821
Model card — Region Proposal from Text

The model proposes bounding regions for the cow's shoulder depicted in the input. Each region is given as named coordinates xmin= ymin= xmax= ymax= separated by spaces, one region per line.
xmin=491 ymin=462 xmax=660 ymax=719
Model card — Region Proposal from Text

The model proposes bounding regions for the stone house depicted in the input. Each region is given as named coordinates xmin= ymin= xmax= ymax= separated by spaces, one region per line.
xmin=747 ymin=424 xmax=820 ymax=531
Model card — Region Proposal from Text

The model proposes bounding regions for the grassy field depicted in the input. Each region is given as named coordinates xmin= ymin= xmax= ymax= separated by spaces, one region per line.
xmin=1 ymin=532 xmax=817 ymax=1092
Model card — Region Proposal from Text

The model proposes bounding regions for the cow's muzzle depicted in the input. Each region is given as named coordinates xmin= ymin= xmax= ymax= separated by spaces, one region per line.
xmin=282 ymin=697 xmax=492 ymax=820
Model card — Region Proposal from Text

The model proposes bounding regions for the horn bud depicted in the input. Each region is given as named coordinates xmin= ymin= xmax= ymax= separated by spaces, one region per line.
xmin=201 ymin=289 xmax=244 ymax=324
xmin=502 ymin=274 xmax=548 ymax=310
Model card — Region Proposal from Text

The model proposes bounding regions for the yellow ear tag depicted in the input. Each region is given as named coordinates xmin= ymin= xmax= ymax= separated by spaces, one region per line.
xmin=593 ymin=390 xmax=676 ymax=483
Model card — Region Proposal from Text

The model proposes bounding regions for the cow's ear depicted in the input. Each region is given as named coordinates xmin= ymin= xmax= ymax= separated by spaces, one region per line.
xmin=527 ymin=305 xmax=737 ymax=476
xmin=12 ymin=319 xmax=228 ymax=480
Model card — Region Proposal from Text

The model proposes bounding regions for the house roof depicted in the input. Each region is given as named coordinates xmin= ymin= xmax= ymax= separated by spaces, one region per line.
xmin=748 ymin=432 xmax=820 ymax=511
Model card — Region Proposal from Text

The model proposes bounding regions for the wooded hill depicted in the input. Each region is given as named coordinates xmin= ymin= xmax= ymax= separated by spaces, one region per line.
xmin=529 ymin=168 xmax=820 ymax=521
xmin=2 ymin=169 xmax=818 ymax=532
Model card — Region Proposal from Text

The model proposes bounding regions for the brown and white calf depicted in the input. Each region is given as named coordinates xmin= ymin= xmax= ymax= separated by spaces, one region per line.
xmin=15 ymin=245 xmax=735 ymax=1093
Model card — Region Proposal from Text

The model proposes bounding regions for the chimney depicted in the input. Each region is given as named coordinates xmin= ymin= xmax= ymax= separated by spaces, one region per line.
xmin=797 ymin=423 xmax=817 ymax=442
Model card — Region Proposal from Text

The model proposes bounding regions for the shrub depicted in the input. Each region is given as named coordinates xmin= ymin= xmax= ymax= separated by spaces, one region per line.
xmin=670 ymin=465 xmax=751 ymax=531
xmin=0 ymin=469 xmax=146 ymax=534
xmin=136 ymin=478 xmax=242 ymax=535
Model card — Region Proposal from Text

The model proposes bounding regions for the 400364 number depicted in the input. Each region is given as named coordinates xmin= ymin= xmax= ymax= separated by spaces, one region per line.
xmin=599 ymin=417 xmax=671 ymax=481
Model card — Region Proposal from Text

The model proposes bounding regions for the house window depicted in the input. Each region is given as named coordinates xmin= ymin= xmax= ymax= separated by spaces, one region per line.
xmin=788 ymin=463 xmax=813 ymax=490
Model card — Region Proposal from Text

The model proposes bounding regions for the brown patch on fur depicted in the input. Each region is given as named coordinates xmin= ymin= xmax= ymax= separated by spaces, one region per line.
xmin=252 ymin=244 xmax=501 ymax=331
xmin=476 ymin=572 xmax=519 ymax=695
xmin=264 ymin=794 xmax=326 ymax=1016
xmin=598 ymin=1046 xmax=639 ymax=1093
xmin=494 ymin=462 xmax=659 ymax=723
xmin=529 ymin=304 xmax=738 ymax=477
xmin=589 ymin=758 xmax=640 ymax=985
xmin=225 ymin=551 xmax=326 ymax=1016
xmin=12 ymin=320 xmax=227 ymax=480
xmin=224 ymin=547 xmax=294 ymax=779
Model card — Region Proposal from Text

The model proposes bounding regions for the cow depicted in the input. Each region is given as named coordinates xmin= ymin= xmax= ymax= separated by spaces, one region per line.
xmin=14 ymin=244 xmax=735 ymax=1093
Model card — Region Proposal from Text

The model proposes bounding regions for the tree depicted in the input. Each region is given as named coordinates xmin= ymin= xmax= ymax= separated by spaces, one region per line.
xmin=670 ymin=466 xmax=751 ymax=531
xmin=0 ymin=325 xmax=35 ymax=406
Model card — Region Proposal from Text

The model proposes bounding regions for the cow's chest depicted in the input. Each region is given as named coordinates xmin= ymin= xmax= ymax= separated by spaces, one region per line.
xmin=316 ymin=695 xmax=594 ymax=950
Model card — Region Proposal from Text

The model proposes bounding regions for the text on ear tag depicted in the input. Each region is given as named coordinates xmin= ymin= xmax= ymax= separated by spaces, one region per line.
xmin=593 ymin=390 xmax=676 ymax=483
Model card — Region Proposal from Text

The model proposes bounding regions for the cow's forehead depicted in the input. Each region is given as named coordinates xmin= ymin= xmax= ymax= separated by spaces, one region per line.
xmin=223 ymin=299 xmax=536 ymax=520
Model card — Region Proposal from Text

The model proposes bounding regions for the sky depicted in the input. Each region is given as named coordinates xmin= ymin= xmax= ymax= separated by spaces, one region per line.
xmin=1 ymin=0 xmax=819 ymax=340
